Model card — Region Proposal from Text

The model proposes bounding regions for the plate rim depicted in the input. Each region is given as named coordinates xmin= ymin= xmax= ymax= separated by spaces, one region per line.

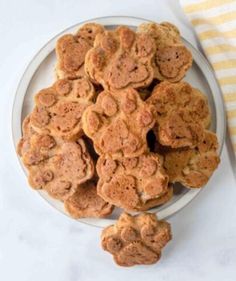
xmin=11 ymin=15 xmax=226 ymax=228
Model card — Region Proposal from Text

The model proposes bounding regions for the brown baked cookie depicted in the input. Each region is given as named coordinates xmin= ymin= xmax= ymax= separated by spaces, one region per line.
xmin=138 ymin=22 xmax=192 ymax=82
xmin=18 ymin=115 xmax=57 ymax=167
xmin=85 ymin=26 xmax=156 ymax=90
xmin=155 ymin=130 xmax=220 ymax=188
xmin=96 ymin=153 xmax=171 ymax=211
xmin=18 ymin=115 xmax=94 ymax=201
xmin=56 ymin=23 xmax=105 ymax=79
xmin=82 ymin=87 xmax=156 ymax=158
xmin=147 ymin=81 xmax=210 ymax=148
xmin=101 ymin=212 xmax=172 ymax=266
xmin=64 ymin=180 xmax=114 ymax=218
xmin=30 ymin=78 xmax=95 ymax=141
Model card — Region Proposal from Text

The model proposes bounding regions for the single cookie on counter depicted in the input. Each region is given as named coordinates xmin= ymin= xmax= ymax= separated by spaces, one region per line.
xmin=18 ymin=115 xmax=94 ymax=201
xmin=82 ymin=87 xmax=156 ymax=158
xmin=64 ymin=180 xmax=114 ymax=219
xmin=85 ymin=26 xmax=156 ymax=90
xmin=30 ymin=77 xmax=95 ymax=141
xmin=56 ymin=23 xmax=105 ymax=79
xmin=137 ymin=21 xmax=192 ymax=82
xmin=101 ymin=212 xmax=172 ymax=266
xmin=147 ymin=81 xmax=210 ymax=148
xmin=155 ymin=130 xmax=220 ymax=188
xmin=96 ymin=153 xmax=172 ymax=211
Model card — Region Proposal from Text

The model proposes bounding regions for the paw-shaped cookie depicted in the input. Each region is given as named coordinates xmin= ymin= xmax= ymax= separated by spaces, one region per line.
xmin=138 ymin=22 xmax=192 ymax=82
xmin=154 ymin=109 xmax=205 ymax=148
xmin=101 ymin=212 xmax=172 ymax=266
xmin=18 ymin=115 xmax=57 ymax=167
xmin=155 ymin=130 xmax=220 ymax=188
xmin=18 ymin=115 xmax=94 ymax=201
xmin=64 ymin=180 xmax=113 ymax=218
xmin=96 ymin=153 xmax=171 ymax=211
xmin=85 ymin=26 xmax=156 ymax=90
xmin=82 ymin=88 xmax=156 ymax=158
xmin=56 ymin=23 xmax=105 ymax=79
xmin=30 ymin=78 xmax=95 ymax=140
xmin=147 ymin=81 xmax=210 ymax=148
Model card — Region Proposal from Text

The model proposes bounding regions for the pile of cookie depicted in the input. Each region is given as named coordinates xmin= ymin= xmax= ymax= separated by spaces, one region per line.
xmin=17 ymin=22 xmax=220 ymax=266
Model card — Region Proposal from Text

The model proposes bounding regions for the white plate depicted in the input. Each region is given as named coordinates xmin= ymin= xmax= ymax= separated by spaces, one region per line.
xmin=12 ymin=16 xmax=225 ymax=228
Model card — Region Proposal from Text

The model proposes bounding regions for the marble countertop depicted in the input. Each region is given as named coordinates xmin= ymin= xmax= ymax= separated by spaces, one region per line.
xmin=0 ymin=0 xmax=236 ymax=280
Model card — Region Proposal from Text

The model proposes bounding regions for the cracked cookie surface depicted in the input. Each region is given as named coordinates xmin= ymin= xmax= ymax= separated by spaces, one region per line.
xmin=82 ymin=87 xmax=156 ymax=158
xmin=64 ymin=180 xmax=113 ymax=218
xmin=96 ymin=153 xmax=171 ymax=211
xmin=30 ymin=78 xmax=95 ymax=140
xmin=147 ymin=81 xmax=210 ymax=148
xmin=101 ymin=212 xmax=172 ymax=266
xmin=85 ymin=26 xmax=156 ymax=90
xmin=56 ymin=23 xmax=105 ymax=79
xmin=155 ymin=130 xmax=220 ymax=188
xmin=138 ymin=22 xmax=192 ymax=82
xmin=18 ymin=115 xmax=94 ymax=201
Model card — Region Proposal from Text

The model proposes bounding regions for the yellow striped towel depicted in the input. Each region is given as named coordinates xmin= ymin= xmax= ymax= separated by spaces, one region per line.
xmin=180 ymin=0 xmax=236 ymax=153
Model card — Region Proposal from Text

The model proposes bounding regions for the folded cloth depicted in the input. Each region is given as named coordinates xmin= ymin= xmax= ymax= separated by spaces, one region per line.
xmin=180 ymin=0 xmax=236 ymax=155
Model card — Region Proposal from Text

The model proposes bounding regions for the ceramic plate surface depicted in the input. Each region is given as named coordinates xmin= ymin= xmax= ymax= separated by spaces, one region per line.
xmin=12 ymin=16 xmax=225 ymax=228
